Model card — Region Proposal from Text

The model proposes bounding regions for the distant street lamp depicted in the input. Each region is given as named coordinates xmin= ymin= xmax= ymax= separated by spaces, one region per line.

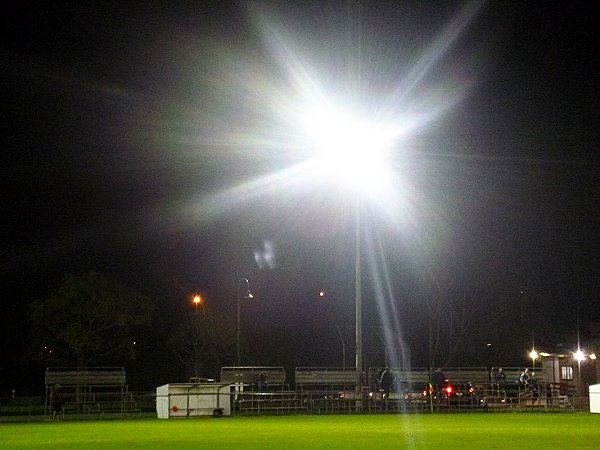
xmin=237 ymin=278 xmax=254 ymax=366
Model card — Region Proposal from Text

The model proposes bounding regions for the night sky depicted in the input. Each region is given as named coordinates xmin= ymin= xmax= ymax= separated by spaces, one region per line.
xmin=1 ymin=1 xmax=598 ymax=394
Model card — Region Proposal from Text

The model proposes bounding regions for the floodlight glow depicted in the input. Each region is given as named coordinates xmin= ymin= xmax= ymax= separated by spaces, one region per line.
xmin=529 ymin=349 xmax=538 ymax=360
xmin=574 ymin=349 xmax=585 ymax=362
xmin=301 ymin=103 xmax=396 ymax=195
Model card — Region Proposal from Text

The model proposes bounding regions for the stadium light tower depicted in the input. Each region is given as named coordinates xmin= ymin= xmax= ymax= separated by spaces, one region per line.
xmin=301 ymin=103 xmax=396 ymax=396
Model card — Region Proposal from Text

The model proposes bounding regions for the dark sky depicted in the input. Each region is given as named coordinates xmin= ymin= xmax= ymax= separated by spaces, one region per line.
xmin=1 ymin=1 xmax=598 ymax=392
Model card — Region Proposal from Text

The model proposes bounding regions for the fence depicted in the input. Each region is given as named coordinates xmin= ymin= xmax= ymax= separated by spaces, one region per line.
xmin=44 ymin=367 xmax=137 ymax=419
xmin=28 ymin=365 xmax=579 ymax=420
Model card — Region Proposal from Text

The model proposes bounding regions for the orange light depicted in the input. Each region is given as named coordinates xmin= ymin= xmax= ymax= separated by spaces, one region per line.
xmin=319 ymin=290 xmax=326 ymax=297
xmin=193 ymin=295 xmax=202 ymax=305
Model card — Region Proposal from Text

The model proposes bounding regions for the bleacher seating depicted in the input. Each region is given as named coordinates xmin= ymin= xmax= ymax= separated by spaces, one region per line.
xmin=44 ymin=367 xmax=135 ymax=418
xmin=45 ymin=368 xmax=126 ymax=387
xmin=295 ymin=367 xmax=357 ymax=390
xmin=220 ymin=366 xmax=286 ymax=386
xmin=391 ymin=368 xmax=430 ymax=385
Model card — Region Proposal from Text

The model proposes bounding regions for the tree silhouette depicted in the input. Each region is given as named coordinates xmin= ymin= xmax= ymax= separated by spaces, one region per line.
xmin=28 ymin=272 xmax=153 ymax=367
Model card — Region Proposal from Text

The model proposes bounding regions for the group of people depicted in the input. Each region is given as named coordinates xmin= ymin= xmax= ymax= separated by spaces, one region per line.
xmin=374 ymin=367 xmax=540 ymax=399
xmin=376 ymin=367 xmax=450 ymax=402
xmin=519 ymin=368 xmax=539 ymax=395
xmin=375 ymin=367 xmax=448 ymax=395
xmin=494 ymin=367 xmax=539 ymax=397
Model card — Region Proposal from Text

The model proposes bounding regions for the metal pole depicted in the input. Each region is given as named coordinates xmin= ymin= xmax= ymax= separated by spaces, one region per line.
xmin=237 ymin=283 xmax=241 ymax=366
xmin=577 ymin=310 xmax=581 ymax=409
xmin=578 ymin=360 xmax=582 ymax=410
xmin=195 ymin=305 xmax=199 ymax=380
xmin=237 ymin=278 xmax=252 ymax=367
xmin=355 ymin=194 xmax=362 ymax=406
xmin=336 ymin=325 xmax=346 ymax=371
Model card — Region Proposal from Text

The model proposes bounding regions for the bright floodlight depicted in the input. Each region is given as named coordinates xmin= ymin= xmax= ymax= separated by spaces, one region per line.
xmin=529 ymin=349 xmax=538 ymax=360
xmin=574 ymin=349 xmax=585 ymax=362
xmin=302 ymin=104 xmax=395 ymax=194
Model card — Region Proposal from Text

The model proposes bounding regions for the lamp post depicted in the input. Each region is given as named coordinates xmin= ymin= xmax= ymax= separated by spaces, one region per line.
xmin=237 ymin=278 xmax=253 ymax=366
xmin=300 ymin=101 xmax=399 ymax=409
xmin=193 ymin=294 xmax=203 ymax=314
xmin=575 ymin=349 xmax=585 ymax=409
xmin=355 ymin=194 xmax=362 ymax=392
xmin=336 ymin=325 xmax=346 ymax=371
xmin=192 ymin=293 xmax=203 ymax=381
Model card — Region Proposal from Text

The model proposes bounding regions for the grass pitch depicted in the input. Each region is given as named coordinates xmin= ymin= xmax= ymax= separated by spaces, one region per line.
xmin=1 ymin=413 xmax=599 ymax=449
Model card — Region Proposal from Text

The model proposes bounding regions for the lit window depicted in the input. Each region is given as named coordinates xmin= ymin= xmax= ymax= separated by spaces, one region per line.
xmin=560 ymin=366 xmax=573 ymax=381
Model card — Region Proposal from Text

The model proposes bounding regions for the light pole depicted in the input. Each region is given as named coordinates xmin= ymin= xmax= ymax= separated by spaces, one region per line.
xmin=575 ymin=349 xmax=585 ymax=409
xmin=193 ymin=294 xmax=203 ymax=314
xmin=237 ymin=278 xmax=253 ymax=366
xmin=192 ymin=293 xmax=203 ymax=381
xmin=575 ymin=312 xmax=584 ymax=408
xmin=336 ymin=325 xmax=346 ymax=371
xmin=300 ymin=102 xmax=398 ymax=407
xmin=591 ymin=353 xmax=598 ymax=388
xmin=355 ymin=194 xmax=362 ymax=393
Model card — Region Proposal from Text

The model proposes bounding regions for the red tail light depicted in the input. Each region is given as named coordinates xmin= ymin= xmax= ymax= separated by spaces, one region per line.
xmin=445 ymin=385 xmax=453 ymax=395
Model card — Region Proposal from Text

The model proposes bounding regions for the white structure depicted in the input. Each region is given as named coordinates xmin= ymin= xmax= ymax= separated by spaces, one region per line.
xmin=589 ymin=384 xmax=600 ymax=413
xmin=156 ymin=383 xmax=231 ymax=418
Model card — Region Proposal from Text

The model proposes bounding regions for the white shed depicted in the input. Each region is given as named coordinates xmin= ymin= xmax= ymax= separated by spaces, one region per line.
xmin=156 ymin=383 xmax=232 ymax=418
xmin=589 ymin=384 xmax=600 ymax=413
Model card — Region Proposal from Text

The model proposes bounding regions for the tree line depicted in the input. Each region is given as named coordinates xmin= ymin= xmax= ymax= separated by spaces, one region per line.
xmin=27 ymin=271 xmax=235 ymax=380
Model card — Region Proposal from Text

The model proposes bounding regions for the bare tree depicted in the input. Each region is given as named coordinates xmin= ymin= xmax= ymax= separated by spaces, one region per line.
xmin=168 ymin=309 xmax=236 ymax=380
xmin=422 ymin=273 xmax=482 ymax=368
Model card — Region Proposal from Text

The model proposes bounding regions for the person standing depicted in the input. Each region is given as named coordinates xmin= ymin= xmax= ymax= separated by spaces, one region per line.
xmin=49 ymin=384 xmax=62 ymax=420
xmin=379 ymin=367 xmax=392 ymax=398
xmin=256 ymin=372 xmax=268 ymax=392
xmin=432 ymin=368 xmax=447 ymax=393
xmin=495 ymin=368 xmax=507 ymax=396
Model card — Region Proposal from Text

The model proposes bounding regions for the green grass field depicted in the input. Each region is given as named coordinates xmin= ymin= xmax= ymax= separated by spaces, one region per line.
xmin=1 ymin=413 xmax=599 ymax=449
